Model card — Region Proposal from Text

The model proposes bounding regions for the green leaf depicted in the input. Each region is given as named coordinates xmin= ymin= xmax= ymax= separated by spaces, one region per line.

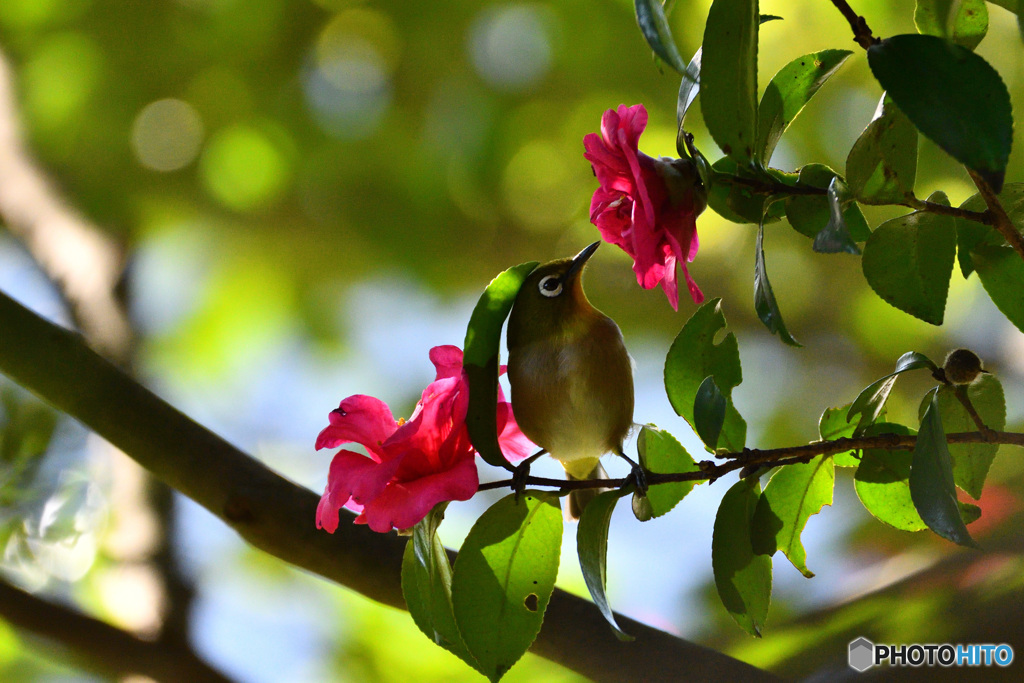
xmin=755 ymin=221 xmax=801 ymax=346
xmin=637 ymin=426 xmax=699 ymax=517
xmin=694 ymin=376 xmax=727 ymax=451
xmin=812 ymin=177 xmax=862 ymax=254
xmin=785 ymin=164 xmax=870 ymax=241
xmin=932 ymin=375 xmax=1005 ymax=499
xmin=464 ymin=262 xmax=539 ymax=469
xmin=954 ymin=183 xmax=1024 ymax=277
xmin=973 ymin=245 xmax=1024 ymax=332
xmin=960 ymin=501 xmax=982 ymax=525
xmin=861 ymin=191 xmax=957 ymax=325
xmin=910 ymin=389 xmax=978 ymax=547
xmin=867 ymin=34 xmax=1012 ymax=192
xmin=713 ymin=478 xmax=772 ymax=637
xmin=915 ymin=0 xmax=988 ymax=50
xmin=854 ymin=423 xmax=925 ymax=531
xmin=452 ymin=492 xmax=562 ymax=681
xmin=634 ymin=0 xmax=689 ymax=74
xmin=677 ymin=48 xmax=702 ymax=130
xmin=402 ymin=505 xmax=478 ymax=669
xmin=846 ymin=94 xmax=918 ymax=205
xmin=818 ymin=404 xmax=860 ymax=467
xmin=664 ymin=299 xmax=747 ymax=452
xmin=847 ymin=351 xmax=939 ymax=434
xmin=751 ymin=455 xmax=835 ymax=578
xmin=577 ymin=489 xmax=633 ymax=641
xmin=756 ymin=49 xmax=851 ymax=165
xmin=701 ymin=0 xmax=758 ymax=164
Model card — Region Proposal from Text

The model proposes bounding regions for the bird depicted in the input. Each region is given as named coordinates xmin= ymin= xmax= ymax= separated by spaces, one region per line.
xmin=506 ymin=241 xmax=637 ymax=519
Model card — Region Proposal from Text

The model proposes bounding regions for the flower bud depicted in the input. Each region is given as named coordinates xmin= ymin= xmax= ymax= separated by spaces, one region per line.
xmin=632 ymin=491 xmax=654 ymax=522
xmin=943 ymin=348 xmax=985 ymax=385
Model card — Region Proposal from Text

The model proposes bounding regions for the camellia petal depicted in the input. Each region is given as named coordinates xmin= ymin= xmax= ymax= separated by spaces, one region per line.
xmin=584 ymin=103 xmax=706 ymax=310
xmin=357 ymin=457 xmax=480 ymax=533
xmin=314 ymin=394 xmax=397 ymax=459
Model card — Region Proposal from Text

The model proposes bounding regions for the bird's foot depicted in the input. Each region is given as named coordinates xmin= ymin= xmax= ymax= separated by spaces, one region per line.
xmin=616 ymin=450 xmax=648 ymax=497
xmin=512 ymin=449 xmax=547 ymax=500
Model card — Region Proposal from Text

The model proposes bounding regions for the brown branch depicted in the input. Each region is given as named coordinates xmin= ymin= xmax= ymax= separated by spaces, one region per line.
xmin=480 ymin=431 xmax=1024 ymax=493
xmin=0 ymin=290 xmax=777 ymax=683
xmin=967 ymin=169 xmax=1024 ymax=263
xmin=0 ymin=577 xmax=232 ymax=683
xmin=828 ymin=0 xmax=880 ymax=49
xmin=904 ymin=194 xmax=993 ymax=224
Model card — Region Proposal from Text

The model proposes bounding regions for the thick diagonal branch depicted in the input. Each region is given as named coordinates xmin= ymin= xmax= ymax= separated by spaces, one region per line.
xmin=0 ymin=289 xmax=777 ymax=683
xmin=0 ymin=578 xmax=231 ymax=683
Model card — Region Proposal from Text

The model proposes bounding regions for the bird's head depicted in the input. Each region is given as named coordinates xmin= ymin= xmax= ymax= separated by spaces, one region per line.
xmin=508 ymin=241 xmax=601 ymax=347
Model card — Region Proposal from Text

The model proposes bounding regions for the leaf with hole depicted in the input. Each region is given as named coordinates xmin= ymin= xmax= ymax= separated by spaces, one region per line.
xmin=464 ymin=262 xmax=539 ymax=468
xmin=452 ymin=492 xmax=562 ymax=681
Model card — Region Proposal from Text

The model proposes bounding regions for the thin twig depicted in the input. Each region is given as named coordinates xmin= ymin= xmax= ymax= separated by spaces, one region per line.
xmin=967 ymin=169 xmax=1024 ymax=263
xmin=904 ymin=194 xmax=993 ymax=225
xmin=478 ymin=430 xmax=1024 ymax=493
xmin=828 ymin=0 xmax=880 ymax=49
xmin=952 ymin=386 xmax=997 ymax=441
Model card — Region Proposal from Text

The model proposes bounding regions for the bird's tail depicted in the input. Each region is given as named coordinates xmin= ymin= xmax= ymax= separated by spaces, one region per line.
xmin=566 ymin=460 xmax=608 ymax=521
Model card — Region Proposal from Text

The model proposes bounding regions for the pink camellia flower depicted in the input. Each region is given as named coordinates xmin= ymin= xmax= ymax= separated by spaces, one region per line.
xmin=315 ymin=345 xmax=533 ymax=534
xmin=584 ymin=103 xmax=706 ymax=310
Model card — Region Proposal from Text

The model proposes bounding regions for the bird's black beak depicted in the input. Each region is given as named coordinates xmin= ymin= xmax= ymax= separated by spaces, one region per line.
xmin=565 ymin=241 xmax=601 ymax=281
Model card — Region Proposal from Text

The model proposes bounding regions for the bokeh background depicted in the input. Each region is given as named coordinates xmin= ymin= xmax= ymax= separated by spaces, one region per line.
xmin=1 ymin=0 xmax=1024 ymax=680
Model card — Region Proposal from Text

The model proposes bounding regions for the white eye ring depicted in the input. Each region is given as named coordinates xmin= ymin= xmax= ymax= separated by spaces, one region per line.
xmin=538 ymin=275 xmax=563 ymax=298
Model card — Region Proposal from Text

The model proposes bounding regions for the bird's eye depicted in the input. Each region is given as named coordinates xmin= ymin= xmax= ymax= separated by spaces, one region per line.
xmin=538 ymin=275 xmax=563 ymax=298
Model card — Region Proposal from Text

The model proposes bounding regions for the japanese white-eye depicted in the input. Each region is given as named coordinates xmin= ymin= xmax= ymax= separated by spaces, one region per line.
xmin=507 ymin=241 xmax=635 ymax=519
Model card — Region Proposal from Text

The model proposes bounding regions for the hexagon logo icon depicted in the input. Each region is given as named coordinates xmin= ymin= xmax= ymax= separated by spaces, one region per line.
xmin=848 ymin=637 xmax=875 ymax=672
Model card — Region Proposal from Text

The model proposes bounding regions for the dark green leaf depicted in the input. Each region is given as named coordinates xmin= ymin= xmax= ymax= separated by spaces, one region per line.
xmin=701 ymin=0 xmax=758 ymax=164
xmin=707 ymin=157 xmax=785 ymax=225
xmin=960 ymin=501 xmax=982 ymax=525
xmin=847 ymin=352 xmax=938 ymax=434
xmin=910 ymin=389 xmax=978 ymax=547
xmin=973 ymin=245 xmax=1024 ymax=333
xmin=954 ymin=183 xmax=1024 ymax=277
xmin=932 ymin=375 xmax=1005 ymax=499
xmin=861 ymin=191 xmax=957 ymax=325
xmin=664 ymin=299 xmax=747 ymax=452
xmin=634 ymin=0 xmax=689 ymax=74
xmin=694 ymin=376 xmax=727 ymax=451
xmin=755 ymin=221 xmax=801 ymax=346
xmin=812 ymin=177 xmax=862 ymax=254
xmin=818 ymin=404 xmax=860 ymax=467
xmin=756 ymin=50 xmax=851 ymax=165
xmin=577 ymin=489 xmax=633 ymax=641
xmin=452 ymin=492 xmax=562 ymax=681
xmin=867 ymin=34 xmax=1012 ymax=192
xmin=854 ymin=423 xmax=925 ymax=531
xmin=751 ymin=455 xmax=834 ymax=577
xmin=915 ymin=0 xmax=988 ymax=50
xmin=713 ymin=478 xmax=772 ymax=637
xmin=464 ymin=262 xmax=539 ymax=469
xmin=637 ymin=426 xmax=699 ymax=517
xmin=402 ymin=505 xmax=478 ymax=669
xmin=846 ymin=94 xmax=918 ymax=205
xmin=785 ymin=164 xmax=870 ymax=241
